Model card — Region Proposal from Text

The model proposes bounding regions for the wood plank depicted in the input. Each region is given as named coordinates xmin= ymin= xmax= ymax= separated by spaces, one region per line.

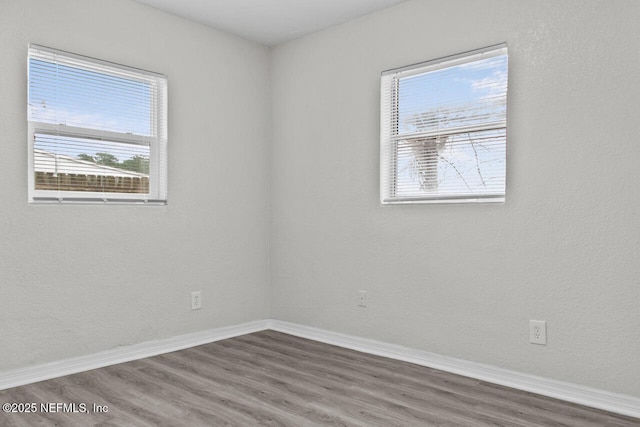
xmin=0 ymin=331 xmax=637 ymax=426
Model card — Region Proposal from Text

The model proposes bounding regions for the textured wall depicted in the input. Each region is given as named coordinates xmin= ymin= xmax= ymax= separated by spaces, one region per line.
xmin=0 ymin=0 xmax=270 ymax=370
xmin=270 ymin=0 xmax=640 ymax=397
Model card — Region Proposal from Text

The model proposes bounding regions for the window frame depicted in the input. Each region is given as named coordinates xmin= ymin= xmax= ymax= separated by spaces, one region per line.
xmin=380 ymin=44 xmax=508 ymax=205
xmin=27 ymin=44 xmax=168 ymax=205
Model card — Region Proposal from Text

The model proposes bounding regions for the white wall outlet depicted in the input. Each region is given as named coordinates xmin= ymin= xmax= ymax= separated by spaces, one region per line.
xmin=357 ymin=290 xmax=368 ymax=308
xmin=529 ymin=320 xmax=546 ymax=345
xmin=191 ymin=291 xmax=202 ymax=310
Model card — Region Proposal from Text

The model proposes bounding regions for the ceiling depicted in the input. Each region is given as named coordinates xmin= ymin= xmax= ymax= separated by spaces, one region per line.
xmin=134 ymin=0 xmax=407 ymax=46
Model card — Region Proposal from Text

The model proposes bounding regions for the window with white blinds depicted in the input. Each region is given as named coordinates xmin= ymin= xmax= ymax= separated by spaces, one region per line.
xmin=27 ymin=44 xmax=168 ymax=204
xmin=380 ymin=44 xmax=508 ymax=204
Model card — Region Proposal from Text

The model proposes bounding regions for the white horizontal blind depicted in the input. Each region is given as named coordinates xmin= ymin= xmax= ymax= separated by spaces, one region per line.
xmin=380 ymin=44 xmax=508 ymax=204
xmin=27 ymin=44 xmax=168 ymax=204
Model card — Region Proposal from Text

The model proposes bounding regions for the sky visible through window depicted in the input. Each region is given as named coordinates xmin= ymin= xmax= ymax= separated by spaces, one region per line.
xmin=29 ymin=58 xmax=152 ymax=167
xmin=394 ymin=54 xmax=507 ymax=196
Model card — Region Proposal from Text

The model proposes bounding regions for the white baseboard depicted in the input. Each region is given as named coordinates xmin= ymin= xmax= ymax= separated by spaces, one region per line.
xmin=0 ymin=319 xmax=270 ymax=392
xmin=268 ymin=319 xmax=640 ymax=419
xmin=1 ymin=318 xmax=638 ymax=419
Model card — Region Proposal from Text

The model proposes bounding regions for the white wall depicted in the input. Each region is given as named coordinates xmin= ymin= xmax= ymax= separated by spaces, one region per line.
xmin=0 ymin=0 xmax=270 ymax=370
xmin=270 ymin=0 xmax=640 ymax=397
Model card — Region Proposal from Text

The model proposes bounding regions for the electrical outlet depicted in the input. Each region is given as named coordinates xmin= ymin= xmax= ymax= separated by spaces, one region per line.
xmin=529 ymin=320 xmax=546 ymax=345
xmin=357 ymin=290 xmax=368 ymax=308
xmin=191 ymin=291 xmax=202 ymax=310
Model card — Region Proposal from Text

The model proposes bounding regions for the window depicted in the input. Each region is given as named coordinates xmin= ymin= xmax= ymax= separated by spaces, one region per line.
xmin=28 ymin=44 xmax=168 ymax=204
xmin=380 ymin=44 xmax=508 ymax=204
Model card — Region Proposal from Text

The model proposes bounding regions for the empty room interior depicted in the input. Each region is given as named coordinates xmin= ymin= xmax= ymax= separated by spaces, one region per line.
xmin=1 ymin=0 xmax=639 ymax=425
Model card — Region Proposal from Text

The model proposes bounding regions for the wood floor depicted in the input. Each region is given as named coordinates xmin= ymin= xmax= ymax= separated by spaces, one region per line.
xmin=0 ymin=330 xmax=637 ymax=426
